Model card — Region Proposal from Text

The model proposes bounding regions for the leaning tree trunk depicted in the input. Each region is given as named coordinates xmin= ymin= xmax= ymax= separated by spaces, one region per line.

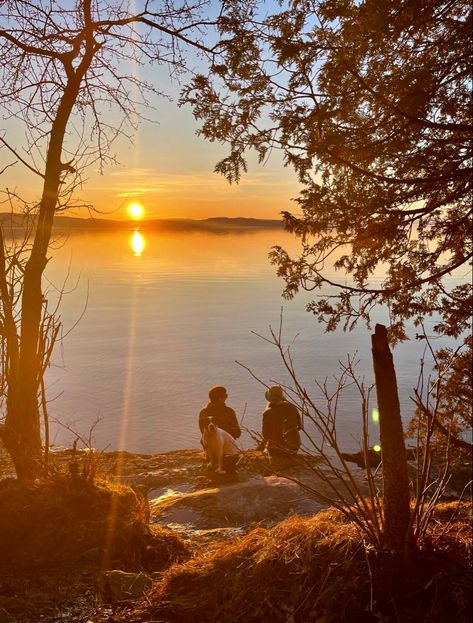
xmin=0 ymin=228 xmax=36 ymax=479
xmin=0 ymin=74 xmax=83 ymax=480
xmin=1 ymin=187 xmax=60 ymax=479
xmin=371 ymin=323 xmax=416 ymax=560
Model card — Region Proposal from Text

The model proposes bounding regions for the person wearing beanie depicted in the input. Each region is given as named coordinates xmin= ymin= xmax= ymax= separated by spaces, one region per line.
xmin=261 ymin=385 xmax=301 ymax=457
xmin=198 ymin=385 xmax=241 ymax=440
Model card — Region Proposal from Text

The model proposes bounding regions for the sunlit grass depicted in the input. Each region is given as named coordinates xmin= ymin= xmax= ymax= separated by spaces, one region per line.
xmin=130 ymin=502 xmax=472 ymax=623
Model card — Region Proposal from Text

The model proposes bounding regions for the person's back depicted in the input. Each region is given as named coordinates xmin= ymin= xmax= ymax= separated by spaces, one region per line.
xmin=199 ymin=385 xmax=241 ymax=440
xmin=261 ymin=386 xmax=301 ymax=456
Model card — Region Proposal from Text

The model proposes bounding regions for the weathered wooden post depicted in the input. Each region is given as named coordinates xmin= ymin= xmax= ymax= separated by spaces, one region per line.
xmin=371 ymin=324 xmax=415 ymax=557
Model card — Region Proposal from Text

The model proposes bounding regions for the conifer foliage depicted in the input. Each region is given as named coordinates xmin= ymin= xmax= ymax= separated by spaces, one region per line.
xmin=184 ymin=0 xmax=472 ymax=342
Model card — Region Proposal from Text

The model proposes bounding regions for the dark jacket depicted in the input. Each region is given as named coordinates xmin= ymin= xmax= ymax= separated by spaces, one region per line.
xmin=199 ymin=402 xmax=241 ymax=439
xmin=262 ymin=401 xmax=301 ymax=455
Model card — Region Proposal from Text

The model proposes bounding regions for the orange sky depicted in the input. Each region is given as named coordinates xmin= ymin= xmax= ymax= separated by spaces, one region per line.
xmin=0 ymin=23 xmax=303 ymax=222
xmin=3 ymin=91 xmax=300 ymax=221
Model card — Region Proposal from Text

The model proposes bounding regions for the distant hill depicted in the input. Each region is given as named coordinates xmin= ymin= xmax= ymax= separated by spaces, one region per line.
xmin=0 ymin=213 xmax=284 ymax=233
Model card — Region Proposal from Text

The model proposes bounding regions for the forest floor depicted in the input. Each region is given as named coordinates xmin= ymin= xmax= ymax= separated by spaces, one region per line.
xmin=0 ymin=446 xmax=471 ymax=623
xmin=0 ymin=446 xmax=331 ymax=622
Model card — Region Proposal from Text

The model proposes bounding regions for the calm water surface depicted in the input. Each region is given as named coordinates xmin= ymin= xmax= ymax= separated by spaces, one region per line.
xmin=43 ymin=228 xmax=455 ymax=454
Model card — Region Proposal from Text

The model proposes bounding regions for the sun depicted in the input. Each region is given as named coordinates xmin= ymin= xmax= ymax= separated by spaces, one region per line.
xmin=128 ymin=202 xmax=144 ymax=219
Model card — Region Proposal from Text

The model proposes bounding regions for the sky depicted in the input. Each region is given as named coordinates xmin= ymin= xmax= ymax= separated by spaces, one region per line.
xmin=2 ymin=92 xmax=300 ymax=221
xmin=0 ymin=0 xmax=301 ymax=222
xmin=80 ymin=99 xmax=301 ymax=221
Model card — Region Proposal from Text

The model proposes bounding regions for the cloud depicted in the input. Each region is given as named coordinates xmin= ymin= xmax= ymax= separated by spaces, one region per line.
xmin=109 ymin=167 xmax=156 ymax=177
xmin=85 ymin=168 xmax=299 ymax=203
xmin=116 ymin=188 xmax=158 ymax=197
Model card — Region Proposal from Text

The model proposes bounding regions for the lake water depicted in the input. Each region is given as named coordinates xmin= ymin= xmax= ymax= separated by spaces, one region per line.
xmin=42 ymin=227 xmax=456 ymax=455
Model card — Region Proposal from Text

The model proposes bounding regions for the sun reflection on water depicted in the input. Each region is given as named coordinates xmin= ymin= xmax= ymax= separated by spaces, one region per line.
xmin=130 ymin=229 xmax=145 ymax=256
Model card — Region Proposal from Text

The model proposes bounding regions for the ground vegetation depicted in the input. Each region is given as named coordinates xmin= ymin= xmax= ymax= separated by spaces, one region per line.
xmin=121 ymin=502 xmax=472 ymax=623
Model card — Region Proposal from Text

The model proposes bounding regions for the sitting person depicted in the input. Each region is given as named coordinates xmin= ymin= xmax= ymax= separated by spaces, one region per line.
xmin=199 ymin=385 xmax=241 ymax=440
xmin=261 ymin=385 xmax=301 ymax=457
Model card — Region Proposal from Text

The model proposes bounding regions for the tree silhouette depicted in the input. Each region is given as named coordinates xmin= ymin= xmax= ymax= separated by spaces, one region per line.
xmin=183 ymin=0 xmax=472 ymax=342
xmin=0 ymin=0 xmax=215 ymax=479
xmin=182 ymin=1 xmax=472 ymax=544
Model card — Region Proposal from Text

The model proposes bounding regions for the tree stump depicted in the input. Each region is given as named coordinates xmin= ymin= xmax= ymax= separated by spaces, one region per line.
xmin=371 ymin=324 xmax=415 ymax=558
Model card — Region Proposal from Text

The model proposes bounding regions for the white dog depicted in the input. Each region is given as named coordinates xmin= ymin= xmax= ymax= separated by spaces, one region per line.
xmin=202 ymin=421 xmax=240 ymax=474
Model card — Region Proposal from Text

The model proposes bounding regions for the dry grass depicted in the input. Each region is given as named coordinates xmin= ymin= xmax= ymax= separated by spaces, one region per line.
xmin=124 ymin=502 xmax=472 ymax=623
xmin=0 ymin=467 xmax=191 ymax=623
xmin=0 ymin=474 xmax=189 ymax=573
xmin=422 ymin=500 xmax=472 ymax=565
xmin=1 ymin=444 xmax=470 ymax=622
xmin=127 ymin=509 xmax=371 ymax=623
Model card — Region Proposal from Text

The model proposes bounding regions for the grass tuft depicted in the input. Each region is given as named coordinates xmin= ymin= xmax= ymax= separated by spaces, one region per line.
xmin=125 ymin=503 xmax=472 ymax=623
xmin=0 ymin=474 xmax=189 ymax=573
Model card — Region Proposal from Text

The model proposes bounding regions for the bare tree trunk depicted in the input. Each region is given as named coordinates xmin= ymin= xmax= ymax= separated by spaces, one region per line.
xmin=371 ymin=324 xmax=416 ymax=559
xmin=0 ymin=0 xmax=212 ymax=480
xmin=0 ymin=206 xmax=53 ymax=479
xmin=1 ymin=77 xmax=82 ymax=479
xmin=0 ymin=228 xmax=40 ymax=479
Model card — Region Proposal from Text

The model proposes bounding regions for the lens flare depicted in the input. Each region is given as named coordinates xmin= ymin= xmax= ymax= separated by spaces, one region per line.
xmin=371 ymin=407 xmax=379 ymax=423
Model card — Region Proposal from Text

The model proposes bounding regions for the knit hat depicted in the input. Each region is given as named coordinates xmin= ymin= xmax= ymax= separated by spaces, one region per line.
xmin=265 ymin=385 xmax=285 ymax=404
xmin=208 ymin=385 xmax=227 ymax=402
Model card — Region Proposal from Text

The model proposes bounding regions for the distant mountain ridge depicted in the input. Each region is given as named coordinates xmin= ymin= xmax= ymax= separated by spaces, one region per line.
xmin=0 ymin=213 xmax=284 ymax=232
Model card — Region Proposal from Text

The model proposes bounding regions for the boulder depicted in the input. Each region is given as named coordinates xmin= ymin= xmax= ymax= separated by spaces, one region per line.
xmin=341 ymin=448 xmax=382 ymax=469
xmin=150 ymin=475 xmax=326 ymax=530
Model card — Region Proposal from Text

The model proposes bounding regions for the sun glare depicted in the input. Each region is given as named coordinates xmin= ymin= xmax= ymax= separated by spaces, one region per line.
xmin=131 ymin=230 xmax=145 ymax=256
xmin=128 ymin=202 xmax=144 ymax=219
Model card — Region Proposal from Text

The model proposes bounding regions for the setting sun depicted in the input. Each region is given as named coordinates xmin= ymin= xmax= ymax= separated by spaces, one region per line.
xmin=128 ymin=202 xmax=144 ymax=219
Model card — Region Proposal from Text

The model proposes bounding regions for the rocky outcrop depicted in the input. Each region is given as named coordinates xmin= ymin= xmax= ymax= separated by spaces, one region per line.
xmin=341 ymin=446 xmax=418 ymax=469
xmin=149 ymin=475 xmax=327 ymax=531
xmin=144 ymin=451 xmax=370 ymax=535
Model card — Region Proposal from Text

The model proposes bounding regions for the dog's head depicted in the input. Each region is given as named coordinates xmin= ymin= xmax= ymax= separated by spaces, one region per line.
xmin=204 ymin=420 xmax=217 ymax=436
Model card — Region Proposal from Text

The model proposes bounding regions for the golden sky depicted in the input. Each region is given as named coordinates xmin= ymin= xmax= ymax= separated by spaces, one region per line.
xmin=88 ymin=96 xmax=300 ymax=221
xmin=0 ymin=20 xmax=302 ymax=222
xmin=83 ymin=158 xmax=300 ymax=221
xmin=3 ymin=90 xmax=300 ymax=221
